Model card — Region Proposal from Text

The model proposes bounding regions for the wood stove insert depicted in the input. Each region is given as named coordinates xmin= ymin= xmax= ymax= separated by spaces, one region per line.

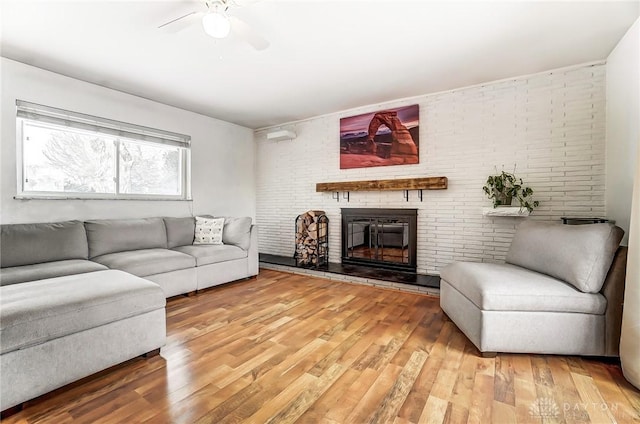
xmin=341 ymin=208 xmax=417 ymax=272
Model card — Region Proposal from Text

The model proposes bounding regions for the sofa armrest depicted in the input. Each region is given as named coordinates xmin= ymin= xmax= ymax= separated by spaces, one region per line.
xmin=247 ymin=225 xmax=259 ymax=276
xmin=601 ymin=246 xmax=628 ymax=356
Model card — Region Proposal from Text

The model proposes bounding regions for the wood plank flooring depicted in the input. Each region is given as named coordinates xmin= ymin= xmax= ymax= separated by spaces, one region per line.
xmin=5 ymin=269 xmax=639 ymax=423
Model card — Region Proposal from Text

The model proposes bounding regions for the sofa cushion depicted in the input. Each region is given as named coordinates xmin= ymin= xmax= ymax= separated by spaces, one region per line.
xmin=0 ymin=270 xmax=165 ymax=355
xmin=440 ymin=262 xmax=607 ymax=314
xmin=172 ymin=244 xmax=247 ymax=266
xmin=506 ymin=221 xmax=624 ymax=293
xmin=85 ymin=218 xmax=167 ymax=258
xmin=222 ymin=217 xmax=252 ymax=251
xmin=194 ymin=216 xmax=224 ymax=245
xmin=92 ymin=249 xmax=195 ymax=277
xmin=164 ymin=217 xmax=195 ymax=248
xmin=1 ymin=221 xmax=88 ymax=268
xmin=0 ymin=260 xmax=108 ymax=286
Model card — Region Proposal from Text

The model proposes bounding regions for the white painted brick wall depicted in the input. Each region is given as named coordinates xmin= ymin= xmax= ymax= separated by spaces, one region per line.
xmin=255 ymin=63 xmax=606 ymax=275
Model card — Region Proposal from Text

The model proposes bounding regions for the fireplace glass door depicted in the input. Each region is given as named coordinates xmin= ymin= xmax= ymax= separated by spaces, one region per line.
xmin=342 ymin=208 xmax=417 ymax=272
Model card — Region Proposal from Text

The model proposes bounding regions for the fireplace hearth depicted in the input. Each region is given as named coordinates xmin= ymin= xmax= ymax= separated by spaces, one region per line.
xmin=341 ymin=208 xmax=417 ymax=272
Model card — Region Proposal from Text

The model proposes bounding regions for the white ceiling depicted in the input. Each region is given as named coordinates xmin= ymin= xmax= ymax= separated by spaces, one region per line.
xmin=1 ymin=1 xmax=638 ymax=129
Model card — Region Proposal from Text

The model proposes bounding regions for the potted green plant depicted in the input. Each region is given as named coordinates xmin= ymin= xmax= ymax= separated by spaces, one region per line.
xmin=482 ymin=170 xmax=539 ymax=213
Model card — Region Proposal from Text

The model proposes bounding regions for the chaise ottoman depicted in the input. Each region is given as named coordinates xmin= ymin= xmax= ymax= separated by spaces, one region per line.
xmin=0 ymin=270 xmax=167 ymax=412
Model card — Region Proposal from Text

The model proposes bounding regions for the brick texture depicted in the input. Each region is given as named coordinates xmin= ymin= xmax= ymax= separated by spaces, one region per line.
xmin=255 ymin=64 xmax=606 ymax=275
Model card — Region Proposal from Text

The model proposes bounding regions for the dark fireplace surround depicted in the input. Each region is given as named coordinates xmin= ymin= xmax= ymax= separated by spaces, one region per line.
xmin=341 ymin=208 xmax=417 ymax=272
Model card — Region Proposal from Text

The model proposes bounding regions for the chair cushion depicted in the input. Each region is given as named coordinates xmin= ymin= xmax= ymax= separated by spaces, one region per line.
xmin=0 ymin=270 xmax=166 ymax=354
xmin=92 ymin=249 xmax=195 ymax=277
xmin=85 ymin=218 xmax=167 ymax=258
xmin=164 ymin=217 xmax=195 ymax=248
xmin=0 ymin=260 xmax=108 ymax=286
xmin=1 ymin=220 xmax=88 ymax=267
xmin=440 ymin=262 xmax=606 ymax=314
xmin=172 ymin=244 xmax=247 ymax=266
xmin=506 ymin=221 xmax=623 ymax=293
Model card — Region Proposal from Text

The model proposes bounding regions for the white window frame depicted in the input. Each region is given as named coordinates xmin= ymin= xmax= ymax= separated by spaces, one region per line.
xmin=15 ymin=100 xmax=192 ymax=200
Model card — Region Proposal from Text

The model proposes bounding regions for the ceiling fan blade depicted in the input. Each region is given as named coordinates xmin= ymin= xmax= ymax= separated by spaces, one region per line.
xmin=158 ymin=11 xmax=201 ymax=33
xmin=229 ymin=16 xmax=270 ymax=50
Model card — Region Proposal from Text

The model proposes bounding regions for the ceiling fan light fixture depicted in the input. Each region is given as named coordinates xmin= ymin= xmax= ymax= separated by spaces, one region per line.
xmin=202 ymin=12 xmax=231 ymax=38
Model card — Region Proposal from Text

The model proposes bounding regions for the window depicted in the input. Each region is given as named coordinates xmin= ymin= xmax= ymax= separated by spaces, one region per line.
xmin=17 ymin=100 xmax=190 ymax=200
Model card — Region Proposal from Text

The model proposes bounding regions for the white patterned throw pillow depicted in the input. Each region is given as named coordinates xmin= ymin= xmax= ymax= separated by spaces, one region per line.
xmin=193 ymin=216 xmax=225 ymax=245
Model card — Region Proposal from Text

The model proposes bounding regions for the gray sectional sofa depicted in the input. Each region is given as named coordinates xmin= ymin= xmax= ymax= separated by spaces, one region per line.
xmin=0 ymin=216 xmax=258 ymax=413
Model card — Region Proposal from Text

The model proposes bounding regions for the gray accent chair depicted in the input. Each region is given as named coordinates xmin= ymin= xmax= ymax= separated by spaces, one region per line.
xmin=440 ymin=221 xmax=626 ymax=356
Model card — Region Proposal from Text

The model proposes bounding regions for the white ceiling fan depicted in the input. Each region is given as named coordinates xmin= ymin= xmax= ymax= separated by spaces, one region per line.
xmin=158 ymin=0 xmax=269 ymax=51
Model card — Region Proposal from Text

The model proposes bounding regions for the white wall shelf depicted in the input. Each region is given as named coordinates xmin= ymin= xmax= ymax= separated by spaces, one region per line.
xmin=482 ymin=207 xmax=530 ymax=217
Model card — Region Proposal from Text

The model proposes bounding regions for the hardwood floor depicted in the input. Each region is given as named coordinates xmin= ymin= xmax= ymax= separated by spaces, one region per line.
xmin=5 ymin=269 xmax=639 ymax=423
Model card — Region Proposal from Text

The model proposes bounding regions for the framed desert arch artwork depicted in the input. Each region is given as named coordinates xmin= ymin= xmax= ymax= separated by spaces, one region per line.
xmin=339 ymin=104 xmax=419 ymax=169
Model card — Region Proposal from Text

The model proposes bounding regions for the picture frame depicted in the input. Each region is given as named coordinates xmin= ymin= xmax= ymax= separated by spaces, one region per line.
xmin=339 ymin=104 xmax=419 ymax=169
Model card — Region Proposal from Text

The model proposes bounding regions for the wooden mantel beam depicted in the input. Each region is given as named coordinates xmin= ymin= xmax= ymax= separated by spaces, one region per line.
xmin=316 ymin=177 xmax=447 ymax=192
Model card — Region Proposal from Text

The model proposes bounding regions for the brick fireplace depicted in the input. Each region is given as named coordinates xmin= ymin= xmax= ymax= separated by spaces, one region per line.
xmin=256 ymin=65 xmax=606 ymax=276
